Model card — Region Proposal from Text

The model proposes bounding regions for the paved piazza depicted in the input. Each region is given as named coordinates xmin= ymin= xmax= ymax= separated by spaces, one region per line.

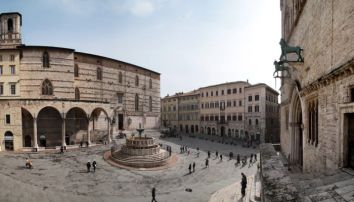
xmin=0 ymin=131 xmax=258 ymax=202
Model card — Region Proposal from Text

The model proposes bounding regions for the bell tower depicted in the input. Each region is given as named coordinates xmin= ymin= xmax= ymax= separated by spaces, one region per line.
xmin=0 ymin=12 xmax=22 ymax=49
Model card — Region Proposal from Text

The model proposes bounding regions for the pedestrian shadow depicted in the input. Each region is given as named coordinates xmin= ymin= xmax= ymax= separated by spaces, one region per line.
xmin=183 ymin=172 xmax=192 ymax=176
xmin=77 ymin=170 xmax=89 ymax=173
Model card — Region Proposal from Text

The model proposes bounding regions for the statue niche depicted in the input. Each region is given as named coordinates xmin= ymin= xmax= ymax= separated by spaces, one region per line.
xmin=279 ymin=38 xmax=304 ymax=62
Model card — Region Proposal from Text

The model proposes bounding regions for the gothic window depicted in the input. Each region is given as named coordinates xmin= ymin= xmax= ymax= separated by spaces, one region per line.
xmin=135 ymin=94 xmax=139 ymax=111
xmin=149 ymin=96 xmax=152 ymax=112
xmin=97 ymin=67 xmax=102 ymax=80
xmin=7 ymin=19 xmax=13 ymax=32
xmin=255 ymin=119 xmax=259 ymax=125
xmin=135 ymin=75 xmax=139 ymax=86
xmin=308 ymin=99 xmax=319 ymax=147
xmin=43 ymin=51 xmax=50 ymax=68
xmin=41 ymin=79 xmax=53 ymax=95
xmin=75 ymin=88 xmax=80 ymax=100
xmin=118 ymin=72 xmax=123 ymax=84
xmin=74 ymin=64 xmax=79 ymax=77
xmin=149 ymin=78 xmax=152 ymax=89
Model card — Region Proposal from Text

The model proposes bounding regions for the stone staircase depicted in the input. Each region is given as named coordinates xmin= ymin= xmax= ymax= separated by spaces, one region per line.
xmin=290 ymin=170 xmax=354 ymax=202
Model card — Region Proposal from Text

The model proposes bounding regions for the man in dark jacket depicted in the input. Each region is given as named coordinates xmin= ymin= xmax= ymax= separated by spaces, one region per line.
xmin=241 ymin=173 xmax=247 ymax=197
xmin=151 ymin=187 xmax=157 ymax=202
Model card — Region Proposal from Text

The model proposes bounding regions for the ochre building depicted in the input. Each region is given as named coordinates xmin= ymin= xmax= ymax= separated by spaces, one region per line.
xmin=0 ymin=12 xmax=161 ymax=151
xmin=279 ymin=0 xmax=354 ymax=173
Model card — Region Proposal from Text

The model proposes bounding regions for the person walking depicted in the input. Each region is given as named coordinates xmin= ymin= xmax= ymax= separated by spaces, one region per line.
xmin=151 ymin=187 xmax=157 ymax=202
xmin=237 ymin=154 xmax=240 ymax=165
xmin=208 ymin=151 xmax=211 ymax=158
xmin=60 ymin=146 xmax=64 ymax=154
xmin=192 ymin=162 xmax=195 ymax=172
xmin=205 ymin=158 xmax=209 ymax=168
xmin=241 ymin=173 xmax=247 ymax=198
xmin=86 ymin=161 xmax=91 ymax=172
xmin=220 ymin=154 xmax=223 ymax=161
xmin=254 ymin=153 xmax=257 ymax=162
xmin=92 ymin=160 xmax=97 ymax=172
xmin=189 ymin=164 xmax=192 ymax=174
xmin=216 ymin=151 xmax=218 ymax=158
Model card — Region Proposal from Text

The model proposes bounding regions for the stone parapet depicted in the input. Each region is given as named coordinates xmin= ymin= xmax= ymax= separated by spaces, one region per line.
xmin=260 ymin=143 xmax=299 ymax=202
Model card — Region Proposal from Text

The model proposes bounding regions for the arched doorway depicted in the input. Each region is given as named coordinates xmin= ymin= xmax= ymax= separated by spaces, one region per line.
xmin=22 ymin=108 xmax=34 ymax=147
xmin=207 ymin=127 xmax=211 ymax=135
xmin=212 ymin=128 xmax=216 ymax=135
xmin=4 ymin=131 xmax=14 ymax=150
xmin=291 ymin=93 xmax=303 ymax=167
xmin=220 ymin=126 xmax=225 ymax=137
xmin=37 ymin=106 xmax=62 ymax=147
xmin=191 ymin=125 xmax=194 ymax=133
xmin=91 ymin=108 xmax=109 ymax=143
xmin=66 ymin=107 xmax=88 ymax=145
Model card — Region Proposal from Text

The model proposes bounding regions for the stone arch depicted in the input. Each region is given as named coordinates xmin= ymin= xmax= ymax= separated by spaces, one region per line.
xmin=66 ymin=107 xmax=88 ymax=145
xmin=4 ymin=131 xmax=14 ymax=150
xmin=289 ymin=87 xmax=304 ymax=167
xmin=22 ymin=107 xmax=34 ymax=147
xmin=90 ymin=107 xmax=110 ymax=143
xmin=37 ymin=106 xmax=63 ymax=147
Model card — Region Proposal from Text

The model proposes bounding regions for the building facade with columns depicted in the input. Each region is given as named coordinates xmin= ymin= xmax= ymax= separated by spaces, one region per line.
xmin=0 ymin=12 xmax=161 ymax=151
xmin=279 ymin=0 xmax=354 ymax=173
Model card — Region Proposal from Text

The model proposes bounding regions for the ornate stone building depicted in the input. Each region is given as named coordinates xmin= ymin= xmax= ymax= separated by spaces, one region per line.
xmin=279 ymin=0 xmax=354 ymax=173
xmin=162 ymin=81 xmax=280 ymax=143
xmin=0 ymin=12 xmax=161 ymax=151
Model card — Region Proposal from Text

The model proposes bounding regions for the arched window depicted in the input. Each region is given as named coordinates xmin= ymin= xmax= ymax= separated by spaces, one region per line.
xmin=43 ymin=51 xmax=50 ymax=68
xmin=149 ymin=96 xmax=152 ymax=112
xmin=41 ymin=79 xmax=53 ymax=95
xmin=149 ymin=78 xmax=152 ymax=89
xmin=135 ymin=75 xmax=139 ymax=86
xmin=255 ymin=119 xmax=259 ymax=125
xmin=7 ymin=19 xmax=13 ymax=32
xmin=118 ymin=72 xmax=123 ymax=84
xmin=97 ymin=67 xmax=102 ymax=80
xmin=75 ymin=88 xmax=80 ymax=100
xmin=135 ymin=94 xmax=139 ymax=111
xmin=74 ymin=64 xmax=79 ymax=77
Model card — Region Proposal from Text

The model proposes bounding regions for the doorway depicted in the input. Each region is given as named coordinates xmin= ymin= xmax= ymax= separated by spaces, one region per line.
xmin=4 ymin=131 xmax=14 ymax=150
xmin=220 ymin=126 xmax=225 ymax=137
xmin=118 ymin=114 xmax=124 ymax=130
xmin=24 ymin=135 xmax=31 ymax=147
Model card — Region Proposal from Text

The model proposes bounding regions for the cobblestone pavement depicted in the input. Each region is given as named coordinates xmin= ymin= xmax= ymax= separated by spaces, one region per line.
xmin=0 ymin=131 xmax=258 ymax=202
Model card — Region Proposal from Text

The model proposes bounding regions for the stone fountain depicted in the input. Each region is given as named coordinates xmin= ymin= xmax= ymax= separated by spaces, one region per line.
xmin=109 ymin=125 xmax=171 ymax=168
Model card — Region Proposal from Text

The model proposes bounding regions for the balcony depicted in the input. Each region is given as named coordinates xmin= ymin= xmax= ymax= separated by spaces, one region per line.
xmin=217 ymin=120 xmax=228 ymax=125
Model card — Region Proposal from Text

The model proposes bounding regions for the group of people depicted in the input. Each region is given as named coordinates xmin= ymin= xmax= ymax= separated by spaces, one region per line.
xmin=180 ymin=145 xmax=190 ymax=154
xmin=234 ymin=153 xmax=258 ymax=168
xmin=86 ymin=160 xmax=97 ymax=172
xmin=188 ymin=162 xmax=196 ymax=174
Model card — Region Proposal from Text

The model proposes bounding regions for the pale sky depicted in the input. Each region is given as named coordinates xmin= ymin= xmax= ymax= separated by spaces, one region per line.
xmin=1 ymin=0 xmax=281 ymax=96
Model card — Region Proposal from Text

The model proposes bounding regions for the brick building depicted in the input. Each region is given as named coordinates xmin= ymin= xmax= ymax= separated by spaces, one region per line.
xmin=0 ymin=12 xmax=161 ymax=151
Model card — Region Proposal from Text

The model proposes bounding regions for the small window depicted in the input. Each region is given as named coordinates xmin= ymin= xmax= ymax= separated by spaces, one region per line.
xmin=7 ymin=19 xmax=13 ymax=32
xmin=211 ymin=91 xmax=213 ymax=96
xmin=5 ymin=114 xmax=11 ymax=124
xmin=117 ymin=93 xmax=123 ymax=104
xmin=135 ymin=75 xmax=139 ymax=86
xmin=10 ymin=55 xmax=15 ymax=61
xmin=0 ymin=65 xmax=3 ymax=75
xmin=149 ymin=78 xmax=152 ymax=89
xmin=239 ymin=88 xmax=242 ymax=93
xmin=255 ymin=105 xmax=259 ymax=112
xmin=74 ymin=64 xmax=79 ymax=77
xmin=135 ymin=94 xmax=139 ymax=111
xmin=0 ymin=83 xmax=3 ymax=95
xmin=255 ymin=95 xmax=259 ymax=101
xmin=239 ymin=100 xmax=242 ymax=106
xmin=10 ymin=84 xmax=16 ymax=95
xmin=232 ymin=115 xmax=237 ymax=121
xmin=97 ymin=67 xmax=102 ymax=80
xmin=248 ymin=106 xmax=252 ymax=112
xmin=248 ymin=96 xmax=252 ymax=102
xmin=221 ymin=90 xmax=224 ymax=95
xmin=238 ymin=115 xmax=243 ymax=121
xmin=227 ymin=89 xmax=231 ymax=94
xmin=227 ymin=101 xmax=231 ymax=107
xmin=206 ymin=92 xmax=208 ymax=97
xmin=43 ymin=51 xmax=50 ymax=68
xmin=75 ymin=88 xmax=80 ymax=100
xmin=256 ymin=119 xmax=259 ymax=125
xmin=0 ymin=55 xmax=2 ymax=61
xmin=233 ymin=88 xmax=237 ymax=94
xmin=233 ymin=101 xmax=236 ymax=107
xmin=10 ymin=65 xmax=15 ymax=75
xmin=227 ymin=115 xmax=231 ymax=121
xmin=249 ymin=119 xmax=252 ymax=125
xmin=216 ymin=91 xmax=218 ymax=96
xmin=149 ymin=96 xmax=153 ymax=112
xmin=201 ymin=92 xmax=204 ymax=97
xmin=118 ymin=72 xmax=123 ymax=84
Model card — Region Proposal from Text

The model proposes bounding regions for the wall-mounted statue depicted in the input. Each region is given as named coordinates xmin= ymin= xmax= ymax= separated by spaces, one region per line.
xmin=273 ymin=60 xmax=290 ymax=78
xmin=279 ymin=38 xmax=304 ymax=62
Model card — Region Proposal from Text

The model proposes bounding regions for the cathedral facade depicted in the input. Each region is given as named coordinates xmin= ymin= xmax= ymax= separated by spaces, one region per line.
xmin=0 ymin=12 xmax=161 ymax=151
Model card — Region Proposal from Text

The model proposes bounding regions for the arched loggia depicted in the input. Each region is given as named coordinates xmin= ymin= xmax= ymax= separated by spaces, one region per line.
xmin=37 ymin=106 xmax=62 ymax=147
xmin=90 ymin=108 xmax=111 ymax=144
xmin=22 ymin=108 xmax=34 ymax=147
xmin=65 ymin=107 xmax=88 ymax=145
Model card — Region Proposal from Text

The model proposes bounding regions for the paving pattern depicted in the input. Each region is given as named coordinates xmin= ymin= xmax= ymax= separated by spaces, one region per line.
xmin=0 ymin=131 xmax=259 ymax=202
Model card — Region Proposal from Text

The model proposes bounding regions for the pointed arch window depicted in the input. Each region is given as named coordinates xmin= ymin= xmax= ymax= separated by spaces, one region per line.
xmin=149 ymin=78 xmax=152 ymax=89
xmin=135 ymin=94 xmax=139 ymax=111
xmin=42 ymin=79 xmax=53 ymax=95
xmin=149 ymin=96 xmax=153 ymax=112
xmin=135 ymin=75 xmax=139 ymax=86
xmin=7 ymin=19 xmax=13 ymax=32
xmin=97 ymin=67 xmax=102 ymax=80
xmin=118 ymin=72 xmax=123 ymax=84
xmin=74 ymin=64 xmax=79 ymax=77
xmin=75 ymin=88 xmax=80 ymax=100
xmin=43 ymin=51 xmax=50 ymax=68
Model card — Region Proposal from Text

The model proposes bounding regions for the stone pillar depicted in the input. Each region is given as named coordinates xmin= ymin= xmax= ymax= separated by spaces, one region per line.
xmin=87 ymin=117 xmax=91 ymax=145
xmin=107 ymin=118 xmax=112 ymax=143
xmin=33 ymin=117 xmax=39 ymax=150
xmin=62 ymin=118 xmax=67 ymax=147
